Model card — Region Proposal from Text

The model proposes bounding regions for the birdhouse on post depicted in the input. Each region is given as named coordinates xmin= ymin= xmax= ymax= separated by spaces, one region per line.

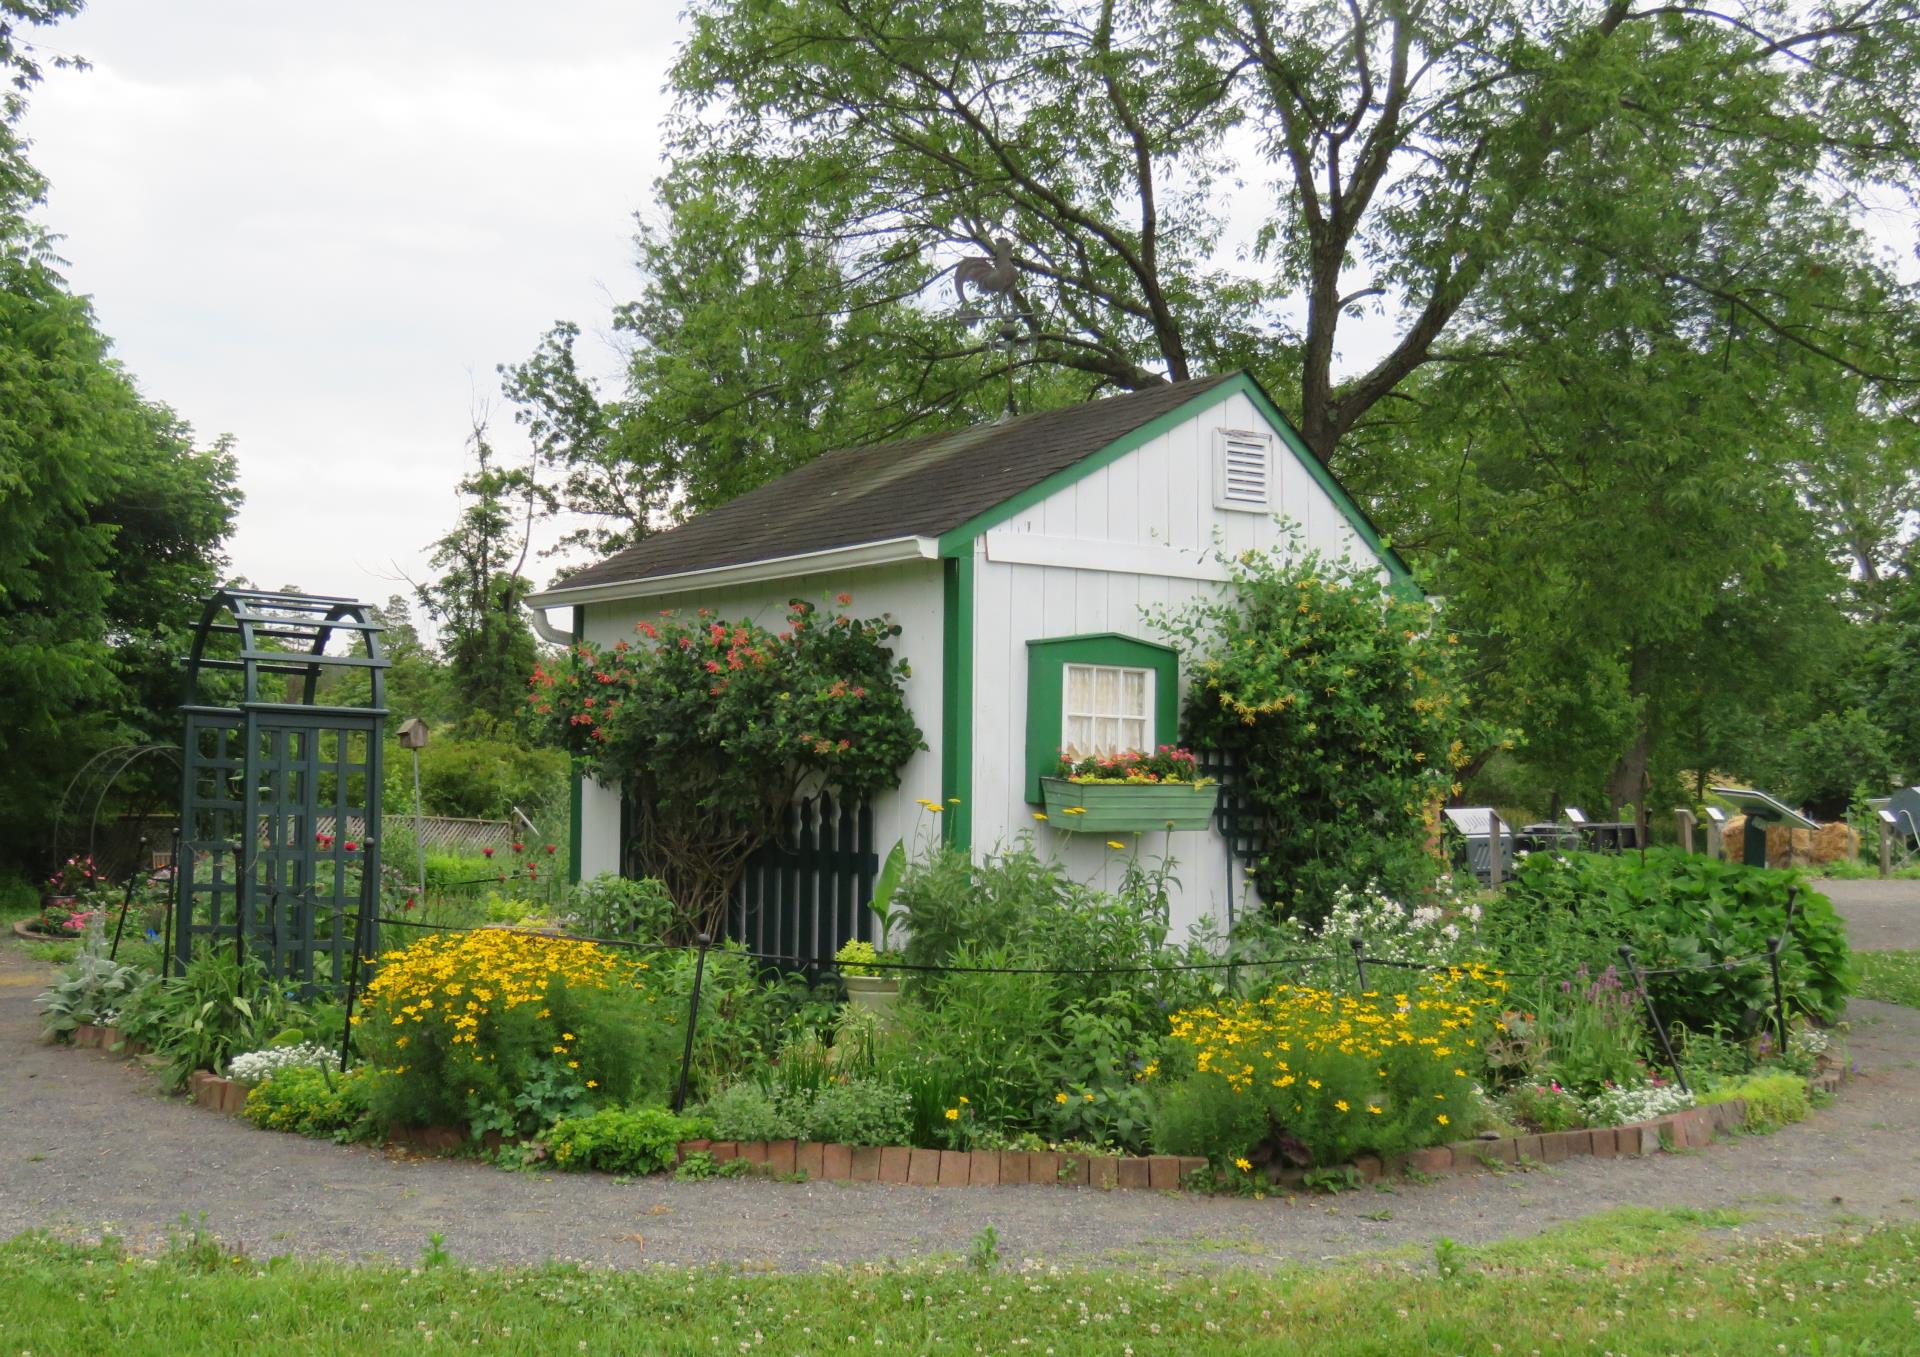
xmin=398 ymin=717 xmax=429 ymax=750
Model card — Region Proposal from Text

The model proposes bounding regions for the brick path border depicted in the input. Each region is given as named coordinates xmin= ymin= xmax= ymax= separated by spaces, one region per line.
xmin=61 ymin=1023 xmax=1851 ymax=1193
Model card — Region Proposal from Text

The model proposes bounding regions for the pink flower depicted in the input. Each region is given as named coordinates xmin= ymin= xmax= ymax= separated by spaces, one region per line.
xmin=482 ymin=847 xmax=495 ymax=858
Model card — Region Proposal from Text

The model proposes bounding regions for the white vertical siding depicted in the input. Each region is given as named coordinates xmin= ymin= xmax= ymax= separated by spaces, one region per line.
xmin=968 ymin=390 xmax=1386 ymax=938
xmin=574 ymin=559 xmax=946 ymax=883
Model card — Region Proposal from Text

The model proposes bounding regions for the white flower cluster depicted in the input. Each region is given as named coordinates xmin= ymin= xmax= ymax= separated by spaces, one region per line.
xmin=228 ymin=1042 xmax=341 ymax=1087
xmin=1788 ymin=1024 xmax=1832 ymax=1062
xmin=1583 ymin=1079 xmax=1694 ymax=1127
xmin=1309 ymin=883 xmax=1483 ymax=968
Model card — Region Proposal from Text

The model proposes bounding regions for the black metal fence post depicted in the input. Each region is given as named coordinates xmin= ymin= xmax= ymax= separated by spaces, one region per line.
xmin=161 ymin=828 xmax=180 ymax=979
xmin=672 ymin=934 xmax=712 ymax=1115
xmin=108 ymin=835 xmax=148 ymax=962
xmin=1349 ymin=936 xmax=1368 ymax=992
xmin=1766 ymin=935 xmax=1788 ymax=1055
xmin=1619 ymin=944 xmax=1689 ymax=1094
xmin=336 ymin=837 xmax=378 ymax=1074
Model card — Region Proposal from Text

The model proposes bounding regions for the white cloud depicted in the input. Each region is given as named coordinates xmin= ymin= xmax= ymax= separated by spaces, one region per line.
xmin=24 ymin=1 xmax=678 ymax=601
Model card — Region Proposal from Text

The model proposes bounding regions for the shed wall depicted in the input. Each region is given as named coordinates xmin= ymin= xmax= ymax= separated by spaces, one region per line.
xmin=967 ymin=388 xmax=1384 ymax=938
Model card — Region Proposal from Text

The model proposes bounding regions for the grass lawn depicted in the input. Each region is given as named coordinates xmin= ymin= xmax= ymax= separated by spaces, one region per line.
xmin=1857 ymin=950 xmax=1920 ymax=1008
xmin=2 ymin=1209 xmax=1915 ymax=1355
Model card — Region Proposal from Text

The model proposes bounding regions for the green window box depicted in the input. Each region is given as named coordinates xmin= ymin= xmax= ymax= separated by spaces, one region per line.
xmin=1039 ymin=777 xmax=1220 ymax=833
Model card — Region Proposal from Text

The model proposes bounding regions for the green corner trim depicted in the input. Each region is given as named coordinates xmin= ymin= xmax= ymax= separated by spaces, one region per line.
xmin=1024 ymin=633 xmax=1179 ymax=803
xmin=940 ymin=551 xmax=974 ymax=850
xmin=933 ymin=370 xmax=1413 ymax=587
xmin=569 ymin=605 xmax=585 ymax=886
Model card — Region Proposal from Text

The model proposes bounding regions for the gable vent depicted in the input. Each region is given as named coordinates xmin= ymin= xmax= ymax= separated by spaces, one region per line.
xmin=1214 ymin=429 xmax=1273 ymax=511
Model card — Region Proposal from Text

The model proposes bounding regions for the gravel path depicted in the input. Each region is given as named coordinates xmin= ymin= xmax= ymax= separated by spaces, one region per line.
xmin=4 ymin=902 xmax=1919 ymax=1273
xmin=1816 ymin=876 xmax=1920 ymax=953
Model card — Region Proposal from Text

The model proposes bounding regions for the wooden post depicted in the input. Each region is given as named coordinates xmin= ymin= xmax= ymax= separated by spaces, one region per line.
xmin=1674 ymin=809 xmax=1696 ymax=856
xmin=1487 ymin=811 xmax=1503 ymax=890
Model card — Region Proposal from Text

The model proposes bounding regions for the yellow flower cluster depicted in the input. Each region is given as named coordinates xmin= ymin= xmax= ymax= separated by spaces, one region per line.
xmin=363 ymin=929 xmax=647 ymax=1049
xmin=1160 ymin=967 xmax=1506 ymax=1131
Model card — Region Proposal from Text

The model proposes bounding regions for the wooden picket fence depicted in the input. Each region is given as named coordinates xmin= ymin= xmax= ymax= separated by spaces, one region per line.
xmin=731 ymin=791 xmax=879 ymax=971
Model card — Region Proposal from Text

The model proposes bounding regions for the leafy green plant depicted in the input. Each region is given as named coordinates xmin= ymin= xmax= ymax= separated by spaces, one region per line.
xmin=799 ymin=1078 xmax=912 ymax=1147
xmin=241 ymin=1067 xmax=375 ymax=1142
xmin=34 ymin=931 xmax=149 ymax=1036
xmin=116 ymin=947 xmax=296 ymax=1089
xmin=673 ymin=1150 xmax=751 ymax=1181
xmin=567 ymin=873 xmax=679 ymax=941
xmin=545 ymin=1106 xmax=709 ymax=1175
xmin=1497 ymin=1082 xmax=1587 ymax=1133
xmin=1494 ymin=850 xmax=1853 ymax=1032
xmin=698 ymin=1082 xmax=800 ymax=1141
xmin=968 ymin=1225 xmax=999 ymax=1273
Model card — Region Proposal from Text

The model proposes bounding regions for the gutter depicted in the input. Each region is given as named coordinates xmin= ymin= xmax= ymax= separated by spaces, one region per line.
xmin=523 ymin=536 xmax=941 ymax=609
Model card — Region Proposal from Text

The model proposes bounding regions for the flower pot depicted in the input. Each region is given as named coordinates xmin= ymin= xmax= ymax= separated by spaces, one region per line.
xmin=843 ymin=974 xmax=901 ymax=1020
xmin=1039 ymin=778 xmax=1221 ymax=833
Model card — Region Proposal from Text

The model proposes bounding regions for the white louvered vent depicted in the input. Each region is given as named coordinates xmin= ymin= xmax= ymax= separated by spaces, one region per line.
xmin=1214 ymin=429 xmax=1273 ymax=511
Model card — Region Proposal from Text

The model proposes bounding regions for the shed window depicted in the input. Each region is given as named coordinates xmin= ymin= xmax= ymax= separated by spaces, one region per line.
xmin=1062 ymin=663 xmax=1153 ymax=759
xmin=1024 ymin=633 xmax=1180 ymax=802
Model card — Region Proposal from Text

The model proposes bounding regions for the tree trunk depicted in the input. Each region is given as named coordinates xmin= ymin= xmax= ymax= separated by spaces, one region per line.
xmin=1605 ymin=724 xmax=1653 ymax=837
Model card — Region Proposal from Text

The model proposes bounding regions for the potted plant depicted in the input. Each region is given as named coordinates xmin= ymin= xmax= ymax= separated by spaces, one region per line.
xmin=836 ymin=841 xmax=908 ymax=1017
xmin=1040 ymin=746 xmax=1220 ymax=832
xmin=17 ymin=858 xmax=105 ymax=940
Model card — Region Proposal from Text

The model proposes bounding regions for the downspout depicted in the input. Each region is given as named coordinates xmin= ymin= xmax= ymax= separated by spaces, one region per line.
xmin=525 ymin=603 xmax=574 ymax=647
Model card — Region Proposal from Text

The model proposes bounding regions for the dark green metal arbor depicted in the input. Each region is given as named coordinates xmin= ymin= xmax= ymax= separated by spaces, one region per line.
xmin=174 ymin=589 xmax=389 ymax=987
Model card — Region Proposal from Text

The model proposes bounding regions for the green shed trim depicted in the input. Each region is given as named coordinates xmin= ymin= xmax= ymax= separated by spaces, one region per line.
xmin=569 ymin=606 xmax=585 ymax=886
xmin=1024 ymin=633 xmax=1180 ymax=804
xmin=940 ymin=551 xmax=974 ymax=850
xmin=933 ymin=371 xmax=1411 ymax=584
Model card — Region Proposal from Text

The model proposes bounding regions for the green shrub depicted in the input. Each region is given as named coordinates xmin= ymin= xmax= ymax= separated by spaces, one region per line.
xmin=1154 ymin=543 xmax=1478 ymax=924
xmin=798 ymin=1078 xmax=913 ymax=1147
xmin=242 ymin=1067 xmax=375 ymax=1141
xmin=1492 ymin=850 xmax=1853 ymax=1034
xmin=568 ymin=873 xmax=678 ymax=941
xmin=700 ymin=1082 xmax=801 ymax=1141
xmin=1699 ymin=1071 xmax=1811 ymax=1131
xmin=413 ymin=738 xmax=569 ymax=821
xmin=545 ymin=1106 xmax=709 ymax=1174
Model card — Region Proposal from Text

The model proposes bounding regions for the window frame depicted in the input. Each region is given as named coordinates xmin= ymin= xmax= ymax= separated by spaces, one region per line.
xmin=1024 ymin=632 xmax=1180 ymax=803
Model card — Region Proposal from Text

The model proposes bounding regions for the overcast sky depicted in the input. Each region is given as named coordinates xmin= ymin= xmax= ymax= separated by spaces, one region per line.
xmin=24 ymin=1 xmax=677 ymax=604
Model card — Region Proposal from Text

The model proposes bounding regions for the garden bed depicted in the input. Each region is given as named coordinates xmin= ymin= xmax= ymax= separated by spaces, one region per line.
xmin=71 ymin=1028 xmax=1848 ymax=1192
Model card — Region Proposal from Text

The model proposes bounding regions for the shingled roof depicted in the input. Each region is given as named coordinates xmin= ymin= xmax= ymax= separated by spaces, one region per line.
xmin=541 ymin=373 xmax=1241 ymax=596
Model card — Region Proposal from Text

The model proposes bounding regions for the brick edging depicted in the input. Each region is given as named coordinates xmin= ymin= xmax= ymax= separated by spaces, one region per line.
xmin=65 ymin=1027 xmax=1851 ymax=1192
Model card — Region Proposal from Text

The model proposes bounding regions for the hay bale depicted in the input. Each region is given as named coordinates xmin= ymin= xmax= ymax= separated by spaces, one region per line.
xmin=1723 ymin=815 xmax=1746 ymax=863
xmin=1809 ymin=821 xmax=1859 ymax=865
xmin=1764 ymin=823 xmax=1814 ymax=868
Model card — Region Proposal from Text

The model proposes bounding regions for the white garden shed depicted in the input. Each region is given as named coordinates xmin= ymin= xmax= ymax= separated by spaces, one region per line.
xmin=526 ymin=371 xmax=1408 ymax=948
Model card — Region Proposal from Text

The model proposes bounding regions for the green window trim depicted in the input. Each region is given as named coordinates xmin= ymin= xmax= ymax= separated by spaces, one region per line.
xmin=1024 ymin=633 xmax=1179 ymax=804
